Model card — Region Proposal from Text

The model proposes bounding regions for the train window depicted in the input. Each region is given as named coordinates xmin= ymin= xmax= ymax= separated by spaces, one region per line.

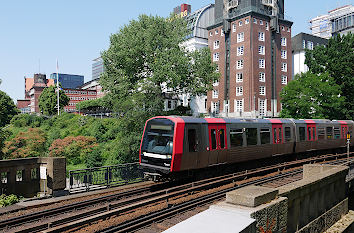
xmin=260 ymin=128 xmax=270 ymax=144
xmin=246 ymin=128 xmax=258 ymax=146
xmin=142 ymin=119 xmax=174 ymax=155
xmin=318 ymin=128 xmax=325 ymax=139
xmin=299 ymin=127 xmax=306 ymax=141
xmin=334 ymin=128 xmax=341 ymax=139
xmin=279 ymin=128 xmax=282 ymax=142
xmin=230 ymin=129 xmax=243 ymax=147
xmin=188 ymin=129 xmax=197 ymax=152
xmin=211 ymin=129 xmax=217 ymax=150
xmin=326 ymin=127 xmax=333 ymax=139
xmin=274 ymin=128 xmax=277 ymax=143
xmin=285 ymin=127 xmax=291 ymax=142
xmin=219 ymin=129 xmax=225 ymax=149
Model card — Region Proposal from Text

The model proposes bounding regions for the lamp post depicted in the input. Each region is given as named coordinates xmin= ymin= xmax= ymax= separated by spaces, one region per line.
xmin=56 ymin=60 xmax=60 ymax=116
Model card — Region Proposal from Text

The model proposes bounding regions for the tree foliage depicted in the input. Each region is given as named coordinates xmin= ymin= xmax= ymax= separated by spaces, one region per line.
xmin=0 ymin=90 xmax=18 ymax=128
xmin=49 ymin=136 xmax=98 ymax=165
xmin=38 ymin=85 xmax=70 ymax=116
xmin=0 ymin=129 xmax=10 ymax=159
xmin=280 ymin=72 xmax=344 ymax=119
xmin=75 ymin=97 xmax=110 ymax=114
xmin=305 ymin=33 xmax=354 ymax=119
xmin=3 ymin=128 xmax=46 ymax=159
xmin=100 ymin=14 xmax=219 ymax=115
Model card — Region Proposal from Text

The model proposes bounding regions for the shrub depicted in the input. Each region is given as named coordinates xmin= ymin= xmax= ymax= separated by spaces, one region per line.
xmin=49 ymin=136 xmax=98 ymax=165
xmin=0 ymin=194 xmax=19 ymax=207
xmin=10 ymin=114 xmax=44 ymax=128
xmin=3 ymin=128 xmax=46 ymax=159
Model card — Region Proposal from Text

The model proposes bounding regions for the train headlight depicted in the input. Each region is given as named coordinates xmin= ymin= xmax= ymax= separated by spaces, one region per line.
xmin=167 ymin=155 xmax=172 ymax=159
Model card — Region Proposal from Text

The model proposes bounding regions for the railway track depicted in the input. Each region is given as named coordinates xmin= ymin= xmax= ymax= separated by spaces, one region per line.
xmin=0 ymin=152 xmax=352 ymax=233
xmin=100 ymin=156 xmax=354 ymax=233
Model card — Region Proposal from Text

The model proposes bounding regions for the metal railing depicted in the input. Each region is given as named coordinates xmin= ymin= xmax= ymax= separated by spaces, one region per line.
xmin=68 ymin=163 xmax=144 ymax=192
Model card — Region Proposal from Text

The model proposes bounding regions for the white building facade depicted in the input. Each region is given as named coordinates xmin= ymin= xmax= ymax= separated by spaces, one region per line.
xmin=178 ymin=4 xmax=215 ymax=116
xmin=310 ymin=5 xmax=354 ymax=39
xmin=291 ymin=33 xmax=328 ymax=78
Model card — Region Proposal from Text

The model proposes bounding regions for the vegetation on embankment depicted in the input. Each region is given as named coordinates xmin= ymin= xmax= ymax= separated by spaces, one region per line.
xmin=1 ymin=113 xmax=143 ymax=170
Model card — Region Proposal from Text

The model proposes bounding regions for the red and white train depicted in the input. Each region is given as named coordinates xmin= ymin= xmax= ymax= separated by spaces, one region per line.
xmin=139 ymin=116 xmax=353 ymax=178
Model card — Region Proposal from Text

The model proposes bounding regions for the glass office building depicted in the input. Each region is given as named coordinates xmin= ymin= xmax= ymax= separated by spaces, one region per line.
xmin=50 ymin=73 xmax=84 ymax=89
xmin=92 ymin=57 xmax=104 ymax=80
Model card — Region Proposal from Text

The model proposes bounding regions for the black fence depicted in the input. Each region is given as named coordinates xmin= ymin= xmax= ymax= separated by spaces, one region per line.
xmin=68 ymin=163 xmax=144 ymax=192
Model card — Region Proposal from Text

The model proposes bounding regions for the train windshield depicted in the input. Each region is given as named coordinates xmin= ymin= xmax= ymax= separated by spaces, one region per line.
xmin=142 ymin=119 xmax=174 ymax=155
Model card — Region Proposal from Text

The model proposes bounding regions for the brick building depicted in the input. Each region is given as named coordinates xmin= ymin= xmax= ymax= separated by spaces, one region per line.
xmin=79 ymin=78 xmax=104 ymax=98
xmin=27 ymin=74 xmax=54 ymax=113
xmin=16 ymin=99 xmax=31 ymax=114
xmin=63 ymin=89 xmax=97 ymax=113
xmin=18 ymin=73 xmax=97 ymax=114
xmin=207 ymin=0 xmax=293 ymax=118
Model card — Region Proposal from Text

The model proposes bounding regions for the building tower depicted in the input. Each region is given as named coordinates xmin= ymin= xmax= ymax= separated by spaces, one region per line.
xmin=207 ymin=0 xmax=293 ymax=118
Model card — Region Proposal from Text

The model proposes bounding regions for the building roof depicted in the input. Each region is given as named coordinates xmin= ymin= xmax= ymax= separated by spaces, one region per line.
xmin=291 ymin=32 xmax=328 ymax=53
xmin=78 ymin=78 xmax=100 ymax=89
xmin=16 ymin=99 xmax=30 ymax=108
xmin=25 ymin=78 xmax=34 ymax=92
xmin=185 ymin=4 xmax=214 ymax=39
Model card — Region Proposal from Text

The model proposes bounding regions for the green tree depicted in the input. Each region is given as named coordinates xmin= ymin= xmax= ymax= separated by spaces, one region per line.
xmin=0 ymin=90 xmax=18 ymax=128
xmin=38 ymin=85 xmax=70 ymax=116
xmin=100 ymin=14 xmax=219 ymax=114
xmin=305 ymin=33 xmax=354 ymax=119
xmin=99 ymin=15 xmax=219 ymax=163
xmin=280 ymin=72 xmax=344 ymax=119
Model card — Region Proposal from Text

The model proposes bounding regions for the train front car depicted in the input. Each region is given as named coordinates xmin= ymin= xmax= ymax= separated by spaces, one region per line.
xmin=139 ymin=117 xmax=184 ymax=180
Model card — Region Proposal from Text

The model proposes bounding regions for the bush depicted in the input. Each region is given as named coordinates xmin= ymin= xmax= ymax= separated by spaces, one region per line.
xmin=86 ymin=147 xmax=103 ymax=168
xmin=10 ymin=114 xmax=44 ymax=128
xmin=0 ymin=194 xmax=20 ymax=207
xmin=3 ymin=128 xmax=46 ymax=159
xmin=49 ymin=136 xmax=98 ymax=165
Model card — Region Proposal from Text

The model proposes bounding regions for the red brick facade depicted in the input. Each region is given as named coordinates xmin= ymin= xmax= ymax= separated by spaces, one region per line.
xmin=18 ymin=74 xmax=98 ymax=114
xmin=63 ymin=89 xmax=97 ymax=113
xmin=208 ymin=15 xmax=292 ymax=118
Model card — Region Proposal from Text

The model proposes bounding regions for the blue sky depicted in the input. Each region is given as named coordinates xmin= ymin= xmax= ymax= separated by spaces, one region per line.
xmin=0 ymin=0 xmax=353 ymax=101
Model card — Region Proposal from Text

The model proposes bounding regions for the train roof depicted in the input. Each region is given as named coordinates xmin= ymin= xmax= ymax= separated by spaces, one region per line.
xmin=151 ymin=116 xmax=353 ymax=126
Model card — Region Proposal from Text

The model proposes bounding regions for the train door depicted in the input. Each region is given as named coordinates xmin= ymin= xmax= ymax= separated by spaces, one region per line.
xmin=307 ymin=123 xmax=316 ymax=149
xmin=218 ymin=124 xmax=227 ymax=164
xmin=272 ymin=123 xmax=283 ymax=154
xmin=307 ymin=124 xmax=316 ymax=141
xmin=184 ymin=124 xmax=200 ymax=170
xmin=341 ymin=125 xmax=348 ymax=140
xmin=208 ymin=124 xmax=227 ymax=166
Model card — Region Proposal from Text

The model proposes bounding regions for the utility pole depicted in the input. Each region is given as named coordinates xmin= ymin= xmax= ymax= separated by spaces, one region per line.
xmin=56 ymin=60 xmax=60 ymax=116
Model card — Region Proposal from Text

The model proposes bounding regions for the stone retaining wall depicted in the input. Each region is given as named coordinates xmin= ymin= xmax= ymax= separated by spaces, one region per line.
xmin=0 ymin=157 xmax=66 ymax=197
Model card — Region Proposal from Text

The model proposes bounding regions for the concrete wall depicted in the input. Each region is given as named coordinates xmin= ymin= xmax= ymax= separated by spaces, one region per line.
xmin=0 ymin=157 xmax=66 ymax=197
xmin=162 ymin=164 xmax=351 ymax=233
xmin=278 ymin=164 xmax=348 ymax=232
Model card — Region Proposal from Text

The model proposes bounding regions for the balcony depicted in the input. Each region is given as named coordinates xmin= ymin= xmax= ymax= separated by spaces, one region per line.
xmin=262 ymin=0 xmax=277 ymax=8
xmin=225 ymin=0 xmax=239 ymax=11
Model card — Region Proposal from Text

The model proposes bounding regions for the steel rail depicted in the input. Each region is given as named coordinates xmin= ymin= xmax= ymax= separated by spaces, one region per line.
xmin=2 ymin=152 xmax=353 ymax=232
xmin=0 ymin=184 xmax=155 ymax=230
xmin=101 ymin=169 xmax=304 ymax=233
xmin=102 ymin=157 xmax=354 ymax=233
xmin=38 ymin=153 xmax=353 ymax=233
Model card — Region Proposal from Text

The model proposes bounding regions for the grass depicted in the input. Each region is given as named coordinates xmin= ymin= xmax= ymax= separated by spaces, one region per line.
xmin=66 ymin=163 xmax=87 ymax=171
